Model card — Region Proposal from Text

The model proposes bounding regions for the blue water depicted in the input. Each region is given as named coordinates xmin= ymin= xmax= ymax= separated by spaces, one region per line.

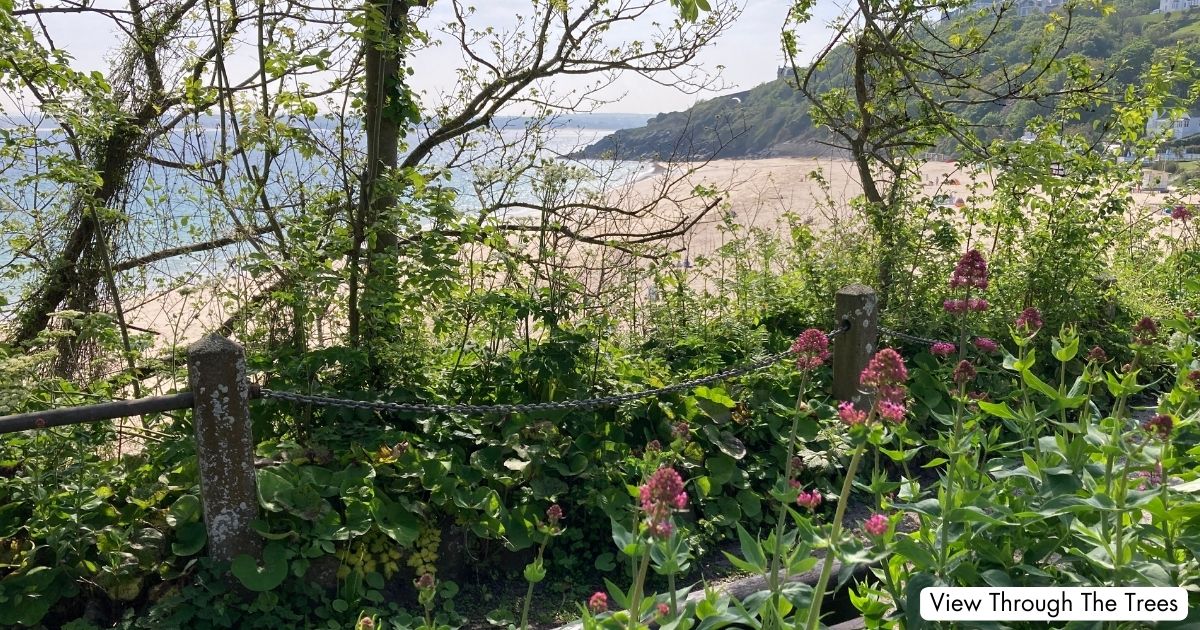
xmin=0 ymin=113 xmax=650 ymax=305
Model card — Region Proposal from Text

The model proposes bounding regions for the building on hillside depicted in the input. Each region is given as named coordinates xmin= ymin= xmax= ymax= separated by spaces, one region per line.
xmin=1160 ymin=0 xmax=1200 ymax=12
xmin=1147 ymin=111 xmax=1200 ymax=141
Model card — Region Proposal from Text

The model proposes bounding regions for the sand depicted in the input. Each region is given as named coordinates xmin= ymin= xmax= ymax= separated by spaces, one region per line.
xmin=121 ymin=157 xmax=1181 ymax=363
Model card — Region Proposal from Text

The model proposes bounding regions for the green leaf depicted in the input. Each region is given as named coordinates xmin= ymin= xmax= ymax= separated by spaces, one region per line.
xmin=893 ymin=537 xmax=937 ymax=570
xmin=703 ymin=425 xmax=746 ymax=459
xmin=1022 ymin=369 xmax=1060 ymax=400
xmin=370 ymin=494 xmax=421 ymax=546
xmin=170 ymin=522 xmax=207 ymax=556
xmin=978 ymin=401 xmax=1018 ymax=421
xmin=594 ymin=552 xmax=616 ymax=571
xmin=167 ymin=494 xmax=202 ymax=527
xmin=231 ymin=543 xmax=289 ymax=592
xmin=735 ymin=525 xmax=767 ymax=572
xmin=257 ymin=468 xmax=296 ymax=512
xmin=1052 ymin=335 xmax=1079 ymax=363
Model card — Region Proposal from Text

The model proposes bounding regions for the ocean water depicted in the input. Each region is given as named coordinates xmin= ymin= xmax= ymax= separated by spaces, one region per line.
xmin=0 ymin=113 xmax=651 ymax=303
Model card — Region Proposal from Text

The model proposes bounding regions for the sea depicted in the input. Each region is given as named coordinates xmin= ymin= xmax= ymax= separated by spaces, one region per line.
xmin=0 ymin=112 xmax=652 ymax=305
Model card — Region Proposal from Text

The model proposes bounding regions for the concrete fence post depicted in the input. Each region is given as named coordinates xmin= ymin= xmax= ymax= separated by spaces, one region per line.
xmin=832 ymin=285 xmax=879 ymax=408
xmin=187 ymin=334 xmax=261 ymax=564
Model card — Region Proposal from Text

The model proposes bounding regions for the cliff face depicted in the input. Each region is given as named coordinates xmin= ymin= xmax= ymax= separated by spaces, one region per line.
xmin=572 ymin=81 xmax=832 ymax=160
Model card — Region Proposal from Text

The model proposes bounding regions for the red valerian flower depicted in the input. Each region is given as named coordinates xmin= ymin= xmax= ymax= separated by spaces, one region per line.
xmin=1132 ymin=317 xmax=1158 ymax=346
xmin=795 ymin=488 xmax=822 ymax=510
xmin=860 ymin=348 xmax=908 ymax=389
xmin=1171 ymin=205 xmax=1193 ymax=221
xmin=949 ymin=249 xmax=989 ymax=290
xmin=416 ymin=573 xmax=435 ymax=589
xmin=791 ymin=328 xmax=831 ymax=371
xmin=837 ymin=401 xmax=867 ymax=426
xmin=657 ymin=604 xmax=670 ymax=617
xmin=973 ymin=337 xmax=998 ymax=354
xmin=863 ymin=513 xmax=888 ymax=537
xmin=588 ymin=592 xmax=608 ymax=614
xmin=953 ymin=360 xmax=976 ymax=386
xmin=944 ymin=299 xmax=967 ymax=314
xmin=878 ymin=400 xmax=906 ymax=423
xmin=1087 ymin=346 xmax=1107 ymax=363
xmin=860 ymin=348 xmax=908 ymax=423
xmin=1142 ymin=414 xmax=1173 ymax=440
xmin=931 ymin=342 xmax=956 ymax=357
xmin=967 ymin=297 xmax=989 ymax=312
xmin=546 ymin=504 xmax=563 ymax=525
xmin=640 ymin=467 xmax=688 ymax=539
xmin=1015 ymin=307 xmax=1044 ymax=333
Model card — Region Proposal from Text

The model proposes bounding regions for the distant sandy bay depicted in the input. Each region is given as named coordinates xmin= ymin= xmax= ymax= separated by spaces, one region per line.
xmin=125 ymin=157 xmax=1175 ymax=357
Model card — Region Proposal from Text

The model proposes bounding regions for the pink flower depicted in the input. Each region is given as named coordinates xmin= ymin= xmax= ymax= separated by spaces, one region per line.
xmin=1087 ymin=346 xmax=1107 ymax=363
xmin=949 ymin=250 xmax=989 ymax=290
xmin=1187 ymin=370 xmax=1200 ymax=387
xmin=791 ymin=329 xmax=831 ymax=371
xmin=795 ymin=488 xmax=822 ymax=510
xmin=671 ymin=422 xmax=690 ymax=440
xmin=931 ymin=342 xmax=956 ymax=357
xmin=1132 ymin=317 xmax=1158 ymax=346
xmin=860 ymin=348 xmax=908 ymax=390
xmin=1171 ymin=205 xmax=1193 ymax=221
xmin=416 ymin=573 xmax=435 ymax=589
xmin=973 ymin=337 xmax=998 ymax=353
xmin=1015 ymin=307 xmax=1043 ymax=333
xmin=1142 ymin=414 xmax=1173 ymax=440
xmin=588 ymin=592 xmax=608 ymax=614
xmin=646 ymin=439 xmax=662 ymax=453
xmin=837 ymin=401 xmax=867 ymax=426
xmin=952 ymin=360 xmax=976 ymax=386
xmin=863 ymin=513 xmax=888 ymax=537
xmin=878 ymin=400 xmax=906 ymax=423
xmin=943 ymin=299 xmax=967 ymax=314
xmin=639 ymin=467 xmax=688 ymax=538
xmin=657 ymin=603 xmax=670 ymax=617
xmin=546 ymin=504 xmax=563 ymax=525
xmin=967 ymin=297 xmax=989 ymax=312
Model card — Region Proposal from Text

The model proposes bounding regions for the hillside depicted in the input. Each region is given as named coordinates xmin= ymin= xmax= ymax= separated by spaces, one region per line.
xmin=576 ymin=0 xmax=1196 ymax=160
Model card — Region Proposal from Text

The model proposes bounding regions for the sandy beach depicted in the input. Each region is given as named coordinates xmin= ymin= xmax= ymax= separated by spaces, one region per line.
xmin=122 ymin=156 xmax=1180 ymax=362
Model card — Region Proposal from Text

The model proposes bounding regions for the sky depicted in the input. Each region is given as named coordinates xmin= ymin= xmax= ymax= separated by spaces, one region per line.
xmin=8 ymin=0 xmax=848 ymax=117
xmin=407 ymin=0 xmax=848 ymax=114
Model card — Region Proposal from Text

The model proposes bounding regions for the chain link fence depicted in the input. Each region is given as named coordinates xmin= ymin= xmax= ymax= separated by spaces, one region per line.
xmin=260 ymin=325 xmax=849 ymax=416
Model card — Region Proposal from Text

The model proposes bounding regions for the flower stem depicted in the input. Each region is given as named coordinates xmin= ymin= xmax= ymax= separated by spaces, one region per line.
xmin=628 ymin=548 xmax=652 ymax=630
xmin=519 ymin=543 xmax=546 ymax=630
xmin=767 ymin=374 xmax=811 ymax=623
xmin=805 ymin=440 xmax=866 ymax=630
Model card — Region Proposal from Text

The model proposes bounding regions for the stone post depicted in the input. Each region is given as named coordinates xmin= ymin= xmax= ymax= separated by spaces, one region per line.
xmin=832 ymin=285 xmax=879 ymax=408
xmin=187 ymin=334 xmax=261 ymax=563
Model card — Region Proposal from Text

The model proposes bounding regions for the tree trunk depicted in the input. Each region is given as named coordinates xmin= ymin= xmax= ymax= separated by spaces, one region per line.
xmin=354 ymin=0 xmax=417 ymax=383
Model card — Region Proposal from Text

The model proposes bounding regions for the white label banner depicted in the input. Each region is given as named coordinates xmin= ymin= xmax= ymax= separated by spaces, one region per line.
xmin=920 ymin=587 xmax=1188 ymax=621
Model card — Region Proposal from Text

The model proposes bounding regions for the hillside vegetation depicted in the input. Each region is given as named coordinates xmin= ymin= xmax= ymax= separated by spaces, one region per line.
xmin=577 ymin=0 xmax=1198 ymax=159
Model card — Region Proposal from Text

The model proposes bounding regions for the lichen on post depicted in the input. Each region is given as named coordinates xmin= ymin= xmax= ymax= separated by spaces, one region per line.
xmin=187 ymin=333 xmax=262 ymax=564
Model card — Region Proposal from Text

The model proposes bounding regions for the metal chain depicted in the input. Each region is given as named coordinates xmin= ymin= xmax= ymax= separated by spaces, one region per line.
xmin=260 ymin=325 xmax=847 ymax=415
xmin=878 ymin=325 xmax=950 ymax=347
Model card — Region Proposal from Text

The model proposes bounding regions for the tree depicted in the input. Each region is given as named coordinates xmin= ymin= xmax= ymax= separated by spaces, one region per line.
xmin=782 ymin=0 xmax=1110 ymax=309
xmin=2 ymin=0 xmax=738 ymax=384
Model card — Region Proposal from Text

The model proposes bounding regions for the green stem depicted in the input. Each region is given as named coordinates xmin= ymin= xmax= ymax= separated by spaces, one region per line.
xmin=668 ymin=572 xmax=677 ymax=616
xmin=628 ymin=549 xmax=652 ymax=630
xmin=939 ymin=391 xmax=966 ymax=578
xmin=767 ymin=374 xmax=811 ymax=624
xmin=519 ymin=543 xmax=546 ymax=630
xmin=805 ymin=440 xmax=867 ymax=630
